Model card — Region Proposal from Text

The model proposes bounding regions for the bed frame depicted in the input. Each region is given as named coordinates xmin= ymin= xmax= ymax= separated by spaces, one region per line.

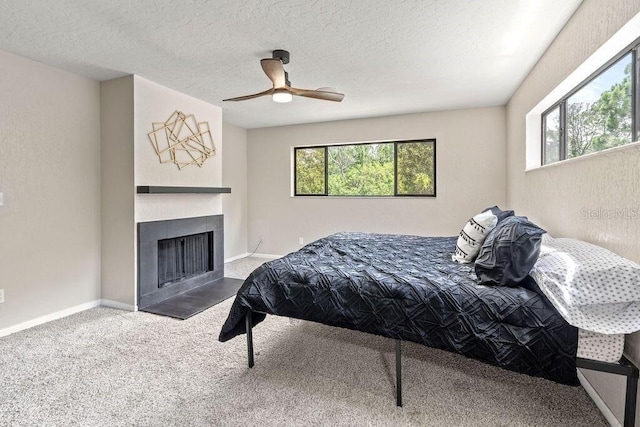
xmin=245 ymin=311 xmax=639 ymax=426
xmin=576 ymin=357 xmax=638 ymax=427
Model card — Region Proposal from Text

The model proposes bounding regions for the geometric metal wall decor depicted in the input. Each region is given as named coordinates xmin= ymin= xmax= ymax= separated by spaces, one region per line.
xmin=147 ymin=110 xmax=216 ymax=170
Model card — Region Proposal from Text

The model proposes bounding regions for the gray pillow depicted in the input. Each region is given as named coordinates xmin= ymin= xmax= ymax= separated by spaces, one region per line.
xmin=475 ymin=216 xmax=546 ymax=286
xmin=482 ymin=206 xmax=515 ymax=223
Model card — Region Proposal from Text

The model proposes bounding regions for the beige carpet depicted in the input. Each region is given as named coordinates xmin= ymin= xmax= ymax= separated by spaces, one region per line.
xmin=225 ymin=256 xmax=275 ymax=280
xmin=0 ymin=257 xmax=607 ymax=426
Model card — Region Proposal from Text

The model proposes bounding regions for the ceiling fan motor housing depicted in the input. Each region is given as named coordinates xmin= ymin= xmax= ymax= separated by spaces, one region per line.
xmin=272 ymin=49 xmax=290 ymax=64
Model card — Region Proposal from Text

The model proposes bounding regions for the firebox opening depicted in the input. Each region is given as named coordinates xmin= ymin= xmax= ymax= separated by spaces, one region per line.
xmin=157 ymin=232 xmax=213 ymax=288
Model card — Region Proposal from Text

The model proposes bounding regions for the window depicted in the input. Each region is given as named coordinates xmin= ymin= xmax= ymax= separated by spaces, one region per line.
xmin=295 ymin=147 xmax=326 ymax=195
xmin=542 ymin=42 xmax=638 ymax=165
xmin=294 ymin=139 xmax=436 ymax=197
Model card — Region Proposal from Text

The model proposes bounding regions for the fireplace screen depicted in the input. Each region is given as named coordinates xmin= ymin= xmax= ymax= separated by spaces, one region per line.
xmin=157 ymin=232 xmax=212 ymax=287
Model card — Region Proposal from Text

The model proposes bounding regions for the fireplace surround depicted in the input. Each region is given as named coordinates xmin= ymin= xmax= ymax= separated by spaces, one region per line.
xmin=137 ymin=215 xmax=224 ymax=309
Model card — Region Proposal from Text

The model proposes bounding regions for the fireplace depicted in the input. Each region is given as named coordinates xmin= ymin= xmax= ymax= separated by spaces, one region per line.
xmin=137 ymin=215 xmax=224 ymax=308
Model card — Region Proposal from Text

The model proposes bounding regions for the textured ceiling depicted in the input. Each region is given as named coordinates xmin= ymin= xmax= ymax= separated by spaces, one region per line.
xmin=0 ymin=0 xmax=582 ymax=129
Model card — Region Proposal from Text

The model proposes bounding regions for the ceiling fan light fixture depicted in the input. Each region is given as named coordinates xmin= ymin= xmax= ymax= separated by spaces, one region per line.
xmin=272 ymin=89 xmax=292 ymax=103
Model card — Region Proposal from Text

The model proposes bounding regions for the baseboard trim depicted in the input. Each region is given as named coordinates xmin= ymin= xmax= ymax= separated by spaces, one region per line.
xmin=225 ymin=252 xmax=250 ymax=263
xmin=0 ymin=299 xmax=102 ymax=338
xmin=251 ymin=253 xmax=283 ymax=259
xmin=100 ymin=299 xmax=137 ymax=311
xmin=578 ymin=369 xmax=621 ymax=427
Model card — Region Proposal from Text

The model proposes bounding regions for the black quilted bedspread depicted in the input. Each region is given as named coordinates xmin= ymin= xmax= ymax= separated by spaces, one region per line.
xmin=219 ymin=232 xmax=578 ymax=385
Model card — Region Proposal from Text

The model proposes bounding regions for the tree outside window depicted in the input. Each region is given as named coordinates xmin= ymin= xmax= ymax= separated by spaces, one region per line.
xmin=294 ymin=140 xmax=436 ymax=197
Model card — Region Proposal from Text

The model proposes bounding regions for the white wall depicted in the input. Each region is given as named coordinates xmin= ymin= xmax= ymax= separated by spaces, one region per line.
xmin=0 ymin=50 xmax=101 ymax=331
xmin=100 ymin=76 xmax=224 ymax=307
xmin=134 ymin=76 xmax=223 ymax=223
xmin=505 ymin=0 xmax=640 ymax=424
xmin=222 ymin=122 xmax=248 ymax=260
xmin=247 ymin=107 xmax=507 ymax=255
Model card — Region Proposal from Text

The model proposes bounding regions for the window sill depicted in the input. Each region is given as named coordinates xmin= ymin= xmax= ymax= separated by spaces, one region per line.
xmin=525 ymin=140 xmax=640 ymax=173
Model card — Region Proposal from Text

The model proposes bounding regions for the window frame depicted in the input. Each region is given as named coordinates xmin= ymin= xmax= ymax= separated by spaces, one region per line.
xmin=541 ymin=37 xmax=640 ymax=165
xmin=293 ymin=138 xmax=436 ymax=198
xmin=541 ymin=105 xmax=559 ymax=165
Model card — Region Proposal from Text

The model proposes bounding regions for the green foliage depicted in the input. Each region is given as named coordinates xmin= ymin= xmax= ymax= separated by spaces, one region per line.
xmin=397 ymin=141 xmax=435 ymax=195
xmin=567 ymin=60 xmax=632 ymax=158
xmin=296 ymin=141 xmax=435 ymax=196
xmin=296 ymin=148 xmax=325 ymax=194
xmin=328 ymin=144 xmax=394 ymax=196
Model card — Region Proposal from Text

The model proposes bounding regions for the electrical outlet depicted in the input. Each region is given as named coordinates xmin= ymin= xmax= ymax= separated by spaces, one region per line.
xmin=299 ymin=237 xmax=304 ymax=245
xmin=0 ymin=289 xmax=4 ymax=304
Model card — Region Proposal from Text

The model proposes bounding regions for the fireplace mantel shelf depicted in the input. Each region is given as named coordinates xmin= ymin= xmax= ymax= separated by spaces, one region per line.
xmin=137 ymin=186 xmax=231 ymax=194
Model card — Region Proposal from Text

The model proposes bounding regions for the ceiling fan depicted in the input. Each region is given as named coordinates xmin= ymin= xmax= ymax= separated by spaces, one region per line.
xmin=223 ymin=50 xmax=344 ymax=103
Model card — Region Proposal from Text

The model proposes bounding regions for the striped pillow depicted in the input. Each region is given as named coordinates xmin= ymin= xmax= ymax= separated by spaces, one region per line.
xmin=452 ymin=210 xmax=498 ymax=263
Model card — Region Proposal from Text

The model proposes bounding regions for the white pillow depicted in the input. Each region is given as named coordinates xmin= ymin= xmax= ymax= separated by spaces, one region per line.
xmin=452 ymin=210 xmax=498 ymax=263
xmin=531 ymin=237 xmax=640 ymax=334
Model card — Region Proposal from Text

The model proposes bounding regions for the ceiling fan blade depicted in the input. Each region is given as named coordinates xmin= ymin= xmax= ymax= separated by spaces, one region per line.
xmin=223 ymin=88 xmax=274 ymax=102
xmin=289 ymin=87 xmax=345 ymax=102
xmin=260 ymin=58 xmax=286 ymax=88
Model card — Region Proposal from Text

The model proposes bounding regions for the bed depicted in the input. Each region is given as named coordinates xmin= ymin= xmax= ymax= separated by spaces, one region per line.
xmin=219 ymin=232 xmax=638 ymax=426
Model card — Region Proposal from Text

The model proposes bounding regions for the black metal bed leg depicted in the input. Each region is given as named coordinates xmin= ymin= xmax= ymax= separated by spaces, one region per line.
xmin=624 ymin=373 xmax=637 ymax=427
xmin=577 ymin=356 xmax=638 ymax=427
xmin=396 ymin=339 xmax=402 ymax=407
xmin=246 ymin=311 xmax=254 ymax=368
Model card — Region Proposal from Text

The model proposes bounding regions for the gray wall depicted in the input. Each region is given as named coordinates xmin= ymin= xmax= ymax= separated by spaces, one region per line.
xmin=505 ymin=0 xmax=640 ymax=424
xmin=100 ymin=76 xmax=136 ymax=307
xmin=0 ymin=49 xmax=102 ymax=330
xmin=222 ymin=122 xmax=248 ymax=260
xmin=247 ymin=107 xmax=507 ymax=256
